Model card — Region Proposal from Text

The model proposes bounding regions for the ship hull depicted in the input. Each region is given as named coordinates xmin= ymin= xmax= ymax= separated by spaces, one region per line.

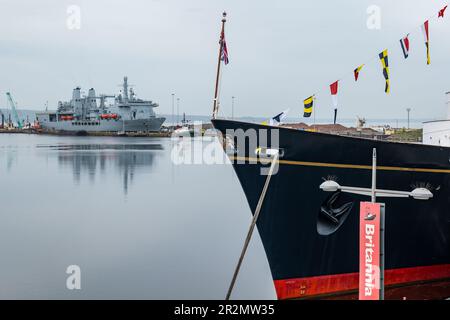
xmin=40 ymin=117 xmax=165 ymax=133
xmin=212 ymin=119 xmax=450 ymax=300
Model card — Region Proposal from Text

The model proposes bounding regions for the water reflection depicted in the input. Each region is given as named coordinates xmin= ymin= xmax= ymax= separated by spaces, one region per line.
xmin=0 ymin=136 xmax=274 ymax=299
xmin=38 ymin=143 xmax=163 ymax=195
xmin=0 ymin=146 xmax=19 ymax=172
xmin=6 ymin=150 xmax=17 ymax=172
xmin=37 ymin=144 xmax=164 ymax=151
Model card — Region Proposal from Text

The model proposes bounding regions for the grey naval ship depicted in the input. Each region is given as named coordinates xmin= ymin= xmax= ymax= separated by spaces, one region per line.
xmin=36 ymin=77 xmax=165 ymax=133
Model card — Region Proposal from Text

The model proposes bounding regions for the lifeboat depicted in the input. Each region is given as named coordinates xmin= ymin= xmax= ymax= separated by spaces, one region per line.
xmin=60 ymin=115 xmax=74 ymax=121
xmin=31 ymin=121 xmax=41 ymax=129
xmin=100 ymin=113 xmax=119 ymax=120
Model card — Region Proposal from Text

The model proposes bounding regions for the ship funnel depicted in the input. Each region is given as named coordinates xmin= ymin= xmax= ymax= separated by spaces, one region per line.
xmin=88 ymin=88 xmax=96 ymax=97
xmin=446 ymin=91 xmax=450 ymax=120
xmin=72 ymin=87 xmax=81 ymax=100
xmin=72 ymin=87 xmax=82 ymax=116
xmin=88 ymin=88 xmax=97 ymax=108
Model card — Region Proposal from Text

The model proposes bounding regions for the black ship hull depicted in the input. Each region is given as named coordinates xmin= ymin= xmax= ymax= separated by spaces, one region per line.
xmin=212 ymin=119 xmax=450 ymax=299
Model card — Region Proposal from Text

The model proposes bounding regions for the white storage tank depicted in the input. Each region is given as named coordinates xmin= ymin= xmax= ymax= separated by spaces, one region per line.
xmin=423 ymin=92 xmax=450 ymax=147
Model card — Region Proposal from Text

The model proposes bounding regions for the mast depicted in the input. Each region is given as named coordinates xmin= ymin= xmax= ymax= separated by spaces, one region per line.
xmin=212 ymin=12 xmax=227 ymax=119
xmin=446 ymin=91 xmax=450 ymax=120
xmin=123 ymin=76 xmax=129 ymax=103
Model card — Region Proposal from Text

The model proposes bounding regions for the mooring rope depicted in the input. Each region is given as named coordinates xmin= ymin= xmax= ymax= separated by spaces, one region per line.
xmin=225 ymin=152 xmax=280 ymax=300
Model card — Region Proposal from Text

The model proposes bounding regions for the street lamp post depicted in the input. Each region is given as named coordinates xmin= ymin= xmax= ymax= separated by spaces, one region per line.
xmin=177 ymin=98 xmax=180 ymax=126
xmin=171 ymin=93 xmax=175 ymax=130
xmin=406 ymin=108 xmax=411 ymax=129
xmin=319 ymin=148 xmax=433 ymax=300
xmin=232 ymin=96 xmax=235 ymax=120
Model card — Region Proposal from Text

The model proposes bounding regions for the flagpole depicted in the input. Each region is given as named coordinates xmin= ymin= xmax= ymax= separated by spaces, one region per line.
xmin=212 ymin=12 xmax=227 ymax=119
xmin=313 ymin=98 xmax=316 ymax=131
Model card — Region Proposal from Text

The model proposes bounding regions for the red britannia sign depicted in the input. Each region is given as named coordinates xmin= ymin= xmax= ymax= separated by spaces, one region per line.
xmin=359 ymin=202 xmax=381 ymax=300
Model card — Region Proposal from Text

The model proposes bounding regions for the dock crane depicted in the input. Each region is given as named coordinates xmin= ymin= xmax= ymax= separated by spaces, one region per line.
xmin=0 ymin=108 xmax=4 ymax=128
xmin=6 ymin=92 xmax=22 ymax=129
xmin=98 ymin=94 xmax=116 ymax=109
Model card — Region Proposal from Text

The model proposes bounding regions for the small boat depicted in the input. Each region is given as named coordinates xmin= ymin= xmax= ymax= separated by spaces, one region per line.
xmin=203 ymin=128 xmax=218 ymax=137
xmin=172 ymin=113 xmax=192 ymax=137
xmin=172 ymin=126 xmax=191 ymax=137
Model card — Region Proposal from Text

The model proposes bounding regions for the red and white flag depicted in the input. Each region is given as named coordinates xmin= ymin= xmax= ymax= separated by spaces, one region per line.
xmin=438 ymin=5 xmax=448 ymax=18
xmin=421 ymin=20 xmax=430 ymax=65
xmin=399 ymin=34 xmax=410 ymax=59
xmin=330 ymin=81 xmax=339 ymax=124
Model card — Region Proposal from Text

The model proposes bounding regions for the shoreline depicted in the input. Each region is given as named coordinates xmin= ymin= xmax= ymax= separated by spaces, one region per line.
xmin=0 ymin=128 xmax=172 ymax=137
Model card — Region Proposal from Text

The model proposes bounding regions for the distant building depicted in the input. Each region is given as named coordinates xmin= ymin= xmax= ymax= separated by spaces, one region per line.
xmin=423 ymin=92 xmax=450 ymax=146
xmin=281 ymin=122 xmax=386 ymax=139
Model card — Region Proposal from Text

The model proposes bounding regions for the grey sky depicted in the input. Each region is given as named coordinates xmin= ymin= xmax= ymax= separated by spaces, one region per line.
xmin=0 ymin=0 xmax=449 ymax=122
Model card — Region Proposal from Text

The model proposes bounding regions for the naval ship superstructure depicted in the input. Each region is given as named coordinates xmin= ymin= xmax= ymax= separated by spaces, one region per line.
xmin=36 ymin=77 xmax=165 ymax=133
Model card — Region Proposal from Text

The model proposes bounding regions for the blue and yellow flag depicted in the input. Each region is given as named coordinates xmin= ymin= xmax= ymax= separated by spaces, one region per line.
xmin=303 ymin=96 xmax=314 ymax=118
xmin=379 ymin=50 xmax=390 ymax=94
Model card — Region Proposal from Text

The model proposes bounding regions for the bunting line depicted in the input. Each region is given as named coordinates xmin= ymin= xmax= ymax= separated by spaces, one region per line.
xmin=400 ymin=34 xmax=410 ymax=59
xmin=438 ymin=5 xmax=447 ymax=18
xmin=330 ymin=81 xmax=339 ymax=124
xmin=354 ymin=64 xmax=364 ymax=81
xmin=303 ymin=96 xmax=314 ymax=118
xmin=421 ymin=20 xmax=431 ymax=65
xmin=379 ymin=50 xmax=390 ymax=94
xmin=300 ymin=4 xmax=447 ymax=121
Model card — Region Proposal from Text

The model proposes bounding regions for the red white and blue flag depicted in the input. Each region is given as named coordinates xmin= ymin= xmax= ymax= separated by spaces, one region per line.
xmin=220 ymin=30 xmax=229 ymax=65
xmin=399 ymin=34 xmax=410 ymax=59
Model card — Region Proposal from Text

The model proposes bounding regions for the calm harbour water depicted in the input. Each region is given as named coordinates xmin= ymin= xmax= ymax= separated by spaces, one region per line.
xmin=0 ymin=133 xmax=276 ymax=299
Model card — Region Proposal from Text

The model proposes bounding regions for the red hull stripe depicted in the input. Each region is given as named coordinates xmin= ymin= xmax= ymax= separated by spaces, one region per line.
xmin=274 ymin=264 xmax=450 ymax=300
